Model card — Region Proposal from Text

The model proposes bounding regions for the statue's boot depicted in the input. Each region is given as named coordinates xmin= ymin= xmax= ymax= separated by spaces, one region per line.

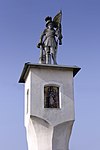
xmin=46 ymin=53 xmax=51 ymax=64
xmin=52 ymin=54 xmax=57 ymax=65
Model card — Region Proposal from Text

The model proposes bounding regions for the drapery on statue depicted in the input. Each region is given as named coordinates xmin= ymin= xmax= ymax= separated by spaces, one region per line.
xmin=37 ymin=10 xmax=63 ymax=64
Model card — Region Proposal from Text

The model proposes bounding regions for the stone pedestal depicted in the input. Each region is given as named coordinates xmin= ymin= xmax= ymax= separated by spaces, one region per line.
xmin=19 ymin=63 xmax=80 ymax=150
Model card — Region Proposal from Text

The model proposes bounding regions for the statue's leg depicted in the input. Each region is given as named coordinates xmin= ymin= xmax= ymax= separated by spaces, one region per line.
xmin=51 ymin=47 xmax=57 ymax=65
xmin=45 ymin=47 xmax=51 ymax=64
xmin=54 ymin=48 xmax=57 ymax=61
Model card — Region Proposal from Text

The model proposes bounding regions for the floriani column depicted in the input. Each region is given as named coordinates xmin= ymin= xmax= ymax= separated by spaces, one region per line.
xmin=19 ymin=11 xmax=81 ymax=150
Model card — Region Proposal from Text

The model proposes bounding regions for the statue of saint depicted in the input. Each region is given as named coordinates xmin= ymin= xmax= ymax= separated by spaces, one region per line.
xmin=37 ymin=11 xmax=63 ymax=64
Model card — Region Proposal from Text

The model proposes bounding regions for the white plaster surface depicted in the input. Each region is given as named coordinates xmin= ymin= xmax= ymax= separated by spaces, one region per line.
xmin=26 ymin=116 xmax=74 ymax=150
xmin=30 ymin=66 xmax=74 ymax=126
xmin=24 ymin=71 xmax=31 ymax=127
xmin=23 ymin=65 xmax=76 ymax=150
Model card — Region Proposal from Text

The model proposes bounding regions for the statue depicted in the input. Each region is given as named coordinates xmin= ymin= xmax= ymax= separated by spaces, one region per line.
xmin=37 ymin=10 xmax=63 ymax=64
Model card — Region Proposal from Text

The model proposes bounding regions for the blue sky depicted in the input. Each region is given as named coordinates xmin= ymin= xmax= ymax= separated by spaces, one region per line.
xmin=0 ymin=0 xmax=100 ymax=150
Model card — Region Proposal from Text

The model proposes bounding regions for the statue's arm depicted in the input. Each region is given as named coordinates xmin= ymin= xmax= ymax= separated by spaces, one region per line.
xmin=37 ymin=29 xmax=46 ymax=48
xmin=55 ymin=25 xmax=63 ymax=45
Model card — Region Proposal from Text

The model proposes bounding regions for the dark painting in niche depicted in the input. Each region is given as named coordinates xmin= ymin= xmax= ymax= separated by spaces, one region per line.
xmin=44 ymin=86 xmax=59 ymax=108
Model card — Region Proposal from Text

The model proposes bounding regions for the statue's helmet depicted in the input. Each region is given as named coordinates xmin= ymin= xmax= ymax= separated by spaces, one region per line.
xmin=45 ymin=16 xmax=53 ymax=27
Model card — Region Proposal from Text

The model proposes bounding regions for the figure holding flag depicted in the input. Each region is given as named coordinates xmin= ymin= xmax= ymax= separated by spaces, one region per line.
xmin=37 ymin=11 xmax=63 ymax=64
